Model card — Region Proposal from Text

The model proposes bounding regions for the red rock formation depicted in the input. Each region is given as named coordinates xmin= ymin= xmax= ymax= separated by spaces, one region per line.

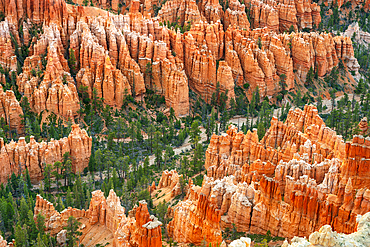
xmin=248 ymin=0 xmax=320 ymax=32
xmin=17 ymin=25 xmax=80 ymax=117
xmin=197 ymin=0 xmax=224 ymax=23
xmin=35 ymin=190 xmax=163 ymax=247
xmin=224 ymin=0 xmax=250 ymax=31
xmin=0 ymin=87 xmax=24 ymax=134
xmin=156 ymin=170 xmax=184 ymax=197
xmin=0 ymin=124 xmax=92 ymax=183
xmin=0 ymin=21 xmax=17 ymax=71
xmin=358 ymin=117 xmax=369 ymax=135
xmin=158 ymin=0 xmax=203 ymax=27
xmin=167 ymin=184 xmax=223 ymax=245
xmin=34 ymin=194 xmax=86 ymax=234
xmin=0 ymin=236 xmax=9 ymax=247
xmin=0 ymin=0 xmax=68 ymax=29
xmin=250 ymin=0 xmax=280 ymax=33
xmin=0 ymin=0 xmax=358 ymax=117
xmin=171 ymin=104 xmax=370 ymax=245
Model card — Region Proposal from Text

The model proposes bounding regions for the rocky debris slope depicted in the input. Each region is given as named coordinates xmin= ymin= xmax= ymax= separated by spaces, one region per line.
xmin=34 ymin=189 xmax=162 ymax=247
xmin=0 ymin=124 xmax=91 ymax=183
xmin=168 ymin=105 xmax=370 ymax=245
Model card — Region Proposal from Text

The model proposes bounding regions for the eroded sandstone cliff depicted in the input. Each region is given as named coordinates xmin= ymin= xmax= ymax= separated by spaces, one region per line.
xmin=0 ymin=0 xmax=360 ymax=116
xmin=34 ymin=189 xmax=162 ymax=247
xmin=0 ymin=124 xmax=91 ymax=183
xmin=168 ymin=105 xmax=370 ymax=245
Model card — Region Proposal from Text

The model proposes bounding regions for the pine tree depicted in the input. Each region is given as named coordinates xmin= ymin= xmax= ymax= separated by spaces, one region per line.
xmin=53 ymin=161 xmax=63 ymax=192
xmin=112 ymin=168 xmax=119 ymax=190
xmin=257 ymin=122 xmax=265 ymax=141
xmin=36 ymin=213 xmax=45 ymax=235
xmin=68 ymin=48 xmax=77 ymax=76
xmin=189 ymin=120 xmax=201 ymax=147
xmin=56 ymin=196 xmax=65 ymax=212
xmin=27 ymin=210 xmax=38 ymax=241
xmin=43 ymin=164 xmax=53 ymax=192
xmin=64 ymin=216 xmax=82 ymax=247
xmin=14 ymin=223 xmax=27 ymax=247
xmin=73 ymin=174 xmax=84 ymax=209
xmin=35 ymin=233 xmax=44 ymax=247
xmin=25 ymin=168 xmax=32 ymax=189
xmin=66 ymin=188 xmax=73 ymax=208
xmin=153 ymin=131 xmax=162 ymax=169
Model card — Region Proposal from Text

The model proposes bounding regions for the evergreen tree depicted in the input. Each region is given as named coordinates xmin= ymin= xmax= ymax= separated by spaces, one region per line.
xmin=153 ymin=131 xmax=162 ymax=168
xmin=73 ymin=174 xmax=84 ymax=209
xmin=56 ymin=196 xmax=65 ymax=212
xmin=52 ymin=161 xmax=63 ymax=192
xmin=36 ymin=213 xmax=45 ymax=236
xmin=68 ymin=49 xmax=77 ymax=76
xmin=25 ymin=168 xmax=32 ymax=189
xmin=257 ymin=122 xmax=265 ymax=141
xmin=64 ymin=216 xmax=82 ymax=247
xmin=189 ymin=120 xmax=201 ymax=147
xmin=14 ymin=223 xmax=27 ymax=247
xmin=66 ymin=188 xmax=73 ymax=208
xmin=43 ymin=164 xmax=53 ymax=192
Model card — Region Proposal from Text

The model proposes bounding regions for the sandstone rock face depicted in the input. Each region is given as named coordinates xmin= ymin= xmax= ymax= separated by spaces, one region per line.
xmin=358 ymin=117 xmax=369 ymax=136
xmin=0 ymin=0 xmax=359 ymax=115
xmin=0 ymin=20 xmax=17 ymax=71
xmin=167 ymin=184 xmax=223 ymax=245
xmin=17 ymin=24 xmax=80 ymax=118
xmin=249 ymin=0 xmax=320 ymax=32
xmin=0 ymin=0 xmax=68 ymax=28
xmin=35 ymin=190 xmax=162 ymax=247
xmin=170 ymin=105 xmax=370 ymax=245
xmin=0 ymin=87 xmax=24 ymax=134
xmin=0 ymin=124 xmax=92 ymax=183
xmin=158 ymin=0 xmax=203 ymax=27
xmin=224 ymin=0 xmax=250 ymax=30
xmin=34 ymin=194 xmax=86 ymax=235
xmin=157 ymin=170 xmax=182 ymax=197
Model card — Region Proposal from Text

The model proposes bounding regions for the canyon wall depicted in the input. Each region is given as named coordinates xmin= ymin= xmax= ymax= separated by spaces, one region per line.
xmin=0 ymin=124 xmax=91 ymax=183
xmin=168 ymin=105 xmax=370 ymax=244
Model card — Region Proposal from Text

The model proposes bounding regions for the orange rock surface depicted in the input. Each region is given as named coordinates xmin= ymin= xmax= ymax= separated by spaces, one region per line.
xmin=358 ymin=117 xmax=369 ymax=135
xmin=35 ymin=189 xmax=162 ymax=247
xmin=169 ymin=105 xmax=370 ymax=245
xmin=0 ymin=124 xmax=92 ymax=183
xmin=0 ymin=0 xmax=359 ymax=116
xmin=0 ymin=86 xmax=24 ymax=134
xmin=249 ymin=0 xmax=320 ymax=32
